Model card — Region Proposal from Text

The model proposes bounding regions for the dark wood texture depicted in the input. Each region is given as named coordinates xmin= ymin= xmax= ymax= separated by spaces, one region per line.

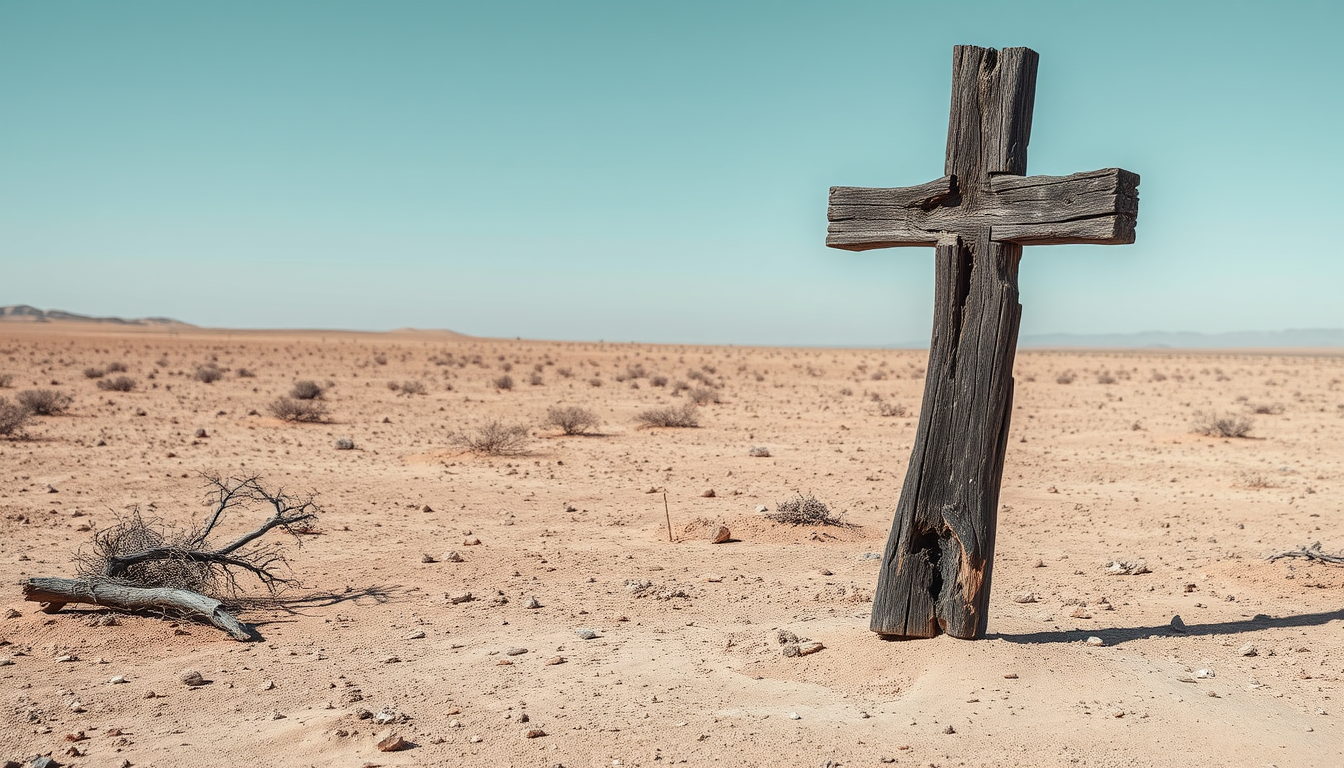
xmin=22 ymin=576 xmax=253 ymax=641
xmin=827 ymin=45 xmax=1139 ymax=639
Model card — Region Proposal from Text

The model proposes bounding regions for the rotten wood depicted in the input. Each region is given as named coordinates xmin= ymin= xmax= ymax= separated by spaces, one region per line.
xmin=827 ymin=45 xmax=1139 ymax=639
xmin=22 ymin=576 xmax=253 ymax=641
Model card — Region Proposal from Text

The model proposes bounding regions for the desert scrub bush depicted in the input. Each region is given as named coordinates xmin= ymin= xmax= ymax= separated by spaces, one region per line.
xmin=194 ymin=365 xmax=225 ymax=383
xmin=748 ymin=445 xmax=771 ymax=458
xmin=449 ymin=420 xmax=530 ymax=455
xmin=0 ymin=397 xmax=30 ymax=436
xmin=96 ymin=375 xmax=136 ymax=392
xmin=588 ymin=377 xmax=602 ymax=388
xmin=1055 ymin=371 xmax=1076 ymax=384
xmin=105 ymin=361 xmax=128 ymax=373
xmin=1191 ymin=411 xmax=1253 ymax=438
xmin=83 ymin=367 xmax=106 ymax=379
xmin=492 ymin=374 xmax=515 ymax=391
xmin=556 ymin=367 xmax=573 ymax=378
xmin=877 ymin=401 xmax=909 ymax=417
xmin=687 ymin=387 xmax=720 ymax=405
xmin=289 ymin=380 xmax=324 ymax=400
xmin=635 ymin=404 xmax=699 ymax=429
xmin=1097 ymin=371 xmax=1117 ymax=385
xmin=1248 ymin=402 xmax=1285 ymax=415
xmin=334 ymin=437 xmax=356 ymax=450
xmin=236 ymin=368 xmax=256 ymax=378
xmin=544 ymin=405 xmax=601 ymax=435
xmin=649 ymin=375 xmax=668 ymax=387
xmin=267 ymin=396 xmax=328 ymax=423
xmin=0 ymin=373 xmax=13 ymax=388
xmin=398 ymin=380 xmax=427 ymax=396
xmin=528 ymin=372 xmax=543 ymax=386
xmin=767 ymin=493 xmax=845 ymax=526
xmin=18 ymin=389 xmax=72 ymax=415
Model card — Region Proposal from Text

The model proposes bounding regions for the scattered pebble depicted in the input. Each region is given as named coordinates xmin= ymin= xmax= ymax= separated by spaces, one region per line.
xmin=406 ymin=629 xmax=426 ymax=640
xmin=1070 ymin=607 xmax=1092 ymax=619
xmin=546 ymin=656 xmax=567 ymax=666
xmin=269 ymin=710 xmax=286 ymax=720
xmin=524 ymin=728 xmax=547 ymax=738
xmin=1169 ymin=615 xmax=1188 ymax=633
xmin=55 ymin=655 xmax=78 ymax=663
xmin=797 ymin=641 xmax=824 ymax=656
xmin=1003 ymin=673 xmax=1018 ymax=679
xmin=505 ymin=647 xmax=528 ymax=656
xmin=180 ymin=670 xmax=206 ymax=686
xmin=108 ymin=675 xmax=128 ymax=684
xmin=1105 ymin=559 xmax=1150 ymax=575
xmin=463 ymin=537 xmax=482 ymax=546
xmin=4 ymin=607 xmax=23 ymax=619
xmin=1238 ymin=642 xmax=1257 ymax=657
xmin=1196 ymin=668 xmax=1215 ymax=679
xmin=441 ymin=551 xmax=465 ymax=563
xmin=421 ymin=553 xmax=437 ymax=563
xmin=788 ymin=712 xmax=801 ymax=720
xmin=1013 ymin=592 xmax=1039 ymax=603
xmin=377 ymin=732 xmax=409 ymax=752
xmin=701 ymin=489 xmax=716 ymax=498
xmin=943 ymin=725 xmax=956 ymax=734
xmin=469 ymin=734 xmax=483 ymax=743
xmin=447 ymin=592 xmax=474 ymax=604
xmin=524 ymin=596 xmax=542 ymax=609
xmin=1084 ymin=636 xmax=1105 ymax=647
xmin=261 ymin=680 xmax=275 ymax=690
xmin=575 ymin=628 xmax=599 ymax=640
xmin=711 ymin=525 xmax=731 ymax=544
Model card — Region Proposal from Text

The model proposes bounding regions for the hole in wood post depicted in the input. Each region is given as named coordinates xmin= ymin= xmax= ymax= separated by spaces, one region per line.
xmin=911 ymin=527 xmax=945 ymax=609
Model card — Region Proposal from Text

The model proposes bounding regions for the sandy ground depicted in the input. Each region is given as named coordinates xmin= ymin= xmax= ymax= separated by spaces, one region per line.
xmin=0 ymin=322 xmax=1341 ymax=768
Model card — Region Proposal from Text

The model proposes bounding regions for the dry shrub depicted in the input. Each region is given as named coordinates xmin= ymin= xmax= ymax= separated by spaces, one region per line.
xmin=289 ymin=380 xmax=324 ymax=400
xmin=97 ymin=376 xmax=136 ymax=392
xmin=748 ymin=445 xmax=771 ymax=457
xmin=334 ymin=437 xmax=356 ymax=450
xmin=18 ymin=389 xmax=72 ymax=415
xmin=268 ymin=396 xmax=328 ymax=423
xmin=1097 ymin=371 xmax=1116 ymax=384
xmin=767 ymin=493 xmax=845 ymax=526
xmin=650 ymin=375 xmax=668 ymax=387
xmin=635 ymin=404 xmax=699 ymax=429
xmin=588 ymin=377 xmax=602 ymax=388
xmin=493 ymin=374 xmax=515 ymax=391
xmin=878 ymin=401 xmax=908 ymax=417
xmin=544 ymin=406 xmax=601 ymax=435
xmin=83 ymin=367 xmax=106 ymax=379
xmin=528 ymin=372 xmax=544 ymax=386
xmin=1192 ymin=411 xmax=1253 ymax=438
xmin=556 ymin=367 xmax=573 ymax=378
xmin=0 ymin=373 xmax=13 ymax=388
xmin=1055 ymin=371 xmax=1076 ymax=385
xmin=687 ymin=387 xmax=720 ymax=405
xmin=77 ymin=509 xmax=215 ymax=594
xmin=400 ymin=380 xmax=427 ymax=396
xmin=236 ymin=368 xmax=256 ymax=378
xmin=1248 ymin=402 xmax=1284 ymax=415
xmin=449 ymin=420 xmax=530 ymax=455
xmin=105 ymin=361 xmax=128 ymax=373
xmin=194 ymin=365 xmax=224 ymax=383
xmin=0 ymin=397 xmax=30 ymax=436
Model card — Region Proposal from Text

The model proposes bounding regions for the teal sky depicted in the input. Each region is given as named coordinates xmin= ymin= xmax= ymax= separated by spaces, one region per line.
xmin=2 ymin=1 xmax=1341 ymax=344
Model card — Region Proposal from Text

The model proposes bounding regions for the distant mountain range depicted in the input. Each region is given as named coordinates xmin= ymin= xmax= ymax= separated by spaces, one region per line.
xmin=0 ymin=305 xmax=191 ymax=326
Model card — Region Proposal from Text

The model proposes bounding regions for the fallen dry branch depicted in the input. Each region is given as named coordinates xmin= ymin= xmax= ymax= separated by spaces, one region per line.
xmin=21 ymin=474 xmax=320 ymax=641
xmin=21 ymin=576 xmax=252 ymax=641
xmin=1267 ymin=542 xmax=1344 ymax=566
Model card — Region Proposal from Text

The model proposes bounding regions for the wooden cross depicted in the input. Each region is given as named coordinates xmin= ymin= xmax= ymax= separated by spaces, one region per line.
xmin=826 ymin=45 xmax=1139 ymax=640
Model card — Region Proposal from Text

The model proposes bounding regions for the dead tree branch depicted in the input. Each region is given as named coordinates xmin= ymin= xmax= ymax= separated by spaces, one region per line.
xmin=1268 ymin=542 xmax=1344 ymax=566
xmin=22 ymin=577 xmax=251 ymax=640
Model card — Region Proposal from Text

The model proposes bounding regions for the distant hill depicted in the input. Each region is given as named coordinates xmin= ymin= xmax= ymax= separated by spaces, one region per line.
xmin=1018 ymin=329 xmax=1344 ymax=349
xmin=0 ymin=305 xmax=192 ymax=326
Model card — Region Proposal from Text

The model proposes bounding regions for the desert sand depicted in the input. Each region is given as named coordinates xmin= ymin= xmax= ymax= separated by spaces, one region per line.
xmin=0 ymin=322 xmax=1341 ymax=767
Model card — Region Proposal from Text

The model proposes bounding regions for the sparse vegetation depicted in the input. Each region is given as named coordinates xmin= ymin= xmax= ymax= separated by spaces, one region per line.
xmin=84 ymin=367 xmax=106 ymax=379
xmin=105 ymin=361 xmax=128 ymax=373
xmin=0 ymin=373 xmax=13 ymax=388
xmin=194 ymin=365 xmax=225 ymax=383
xmin=650 ymin=375 xmax=668 ymax=387
xmin=1248 ymin=402 xmax=1284 ymax=415
xmin=267 ymin=396 xmax=328 ymax=423
xmin=1192 ymin=411 xmax=1253 ymax=438
xmin=635 ymin=404 xmax=699 ymax=429
xmin=18 ymin=388 xmax=72 ymax=415
xmin=493 ymin=374 xmax=515 ymax=390
xmin=1097 ymin=371 xmax=1116 ymax=385
xmin=1055 ymin=371 xmax=1075 ymax=385
xmin=334 ymin=437 xmax=356 ymax=450
xmin=766 ymin=493 xmax=846 ymax=526
xmin=449 ymin=420 xmax=530 ymax=455
xmin=236 ymin=368 xmax=256 ymax=378
xmin=543 ymin=406 xmax=601 ymax=435
xmin=878 ymin=401 xmax=909 ymax=417
xmin=528 ymin=372 xmax=544 ymax=386
xmin=687 ymin=387 xmax=720 ymax=405
xmin=97 ymin=375 xmax=136 ymax=392
xmin=289 ymin=380 xmax=324 ymax=400
xmin=399 ymin=380 xmax=427 ymax=396
xmin=0 ymin=397 xmax=30 ymax=436
xmin=748 ymin=445 xmax=771 ymax=458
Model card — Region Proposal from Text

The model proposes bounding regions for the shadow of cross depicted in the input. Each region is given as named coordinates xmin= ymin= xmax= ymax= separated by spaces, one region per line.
xmin=826 ymin=45 xmax=1140 ymax=641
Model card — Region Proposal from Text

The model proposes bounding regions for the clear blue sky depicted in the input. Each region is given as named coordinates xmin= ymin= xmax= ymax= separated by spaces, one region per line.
xmin=2 ymin=1 xmax=1341 ymax=345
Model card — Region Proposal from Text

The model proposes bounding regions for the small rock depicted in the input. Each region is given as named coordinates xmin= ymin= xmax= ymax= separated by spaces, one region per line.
xmin=701 ymin=489 xmax=716 ymax=498
xmin=108 ymin=676 xmax=128 ymax=684
xmin=261 ymin=679 xmax=275 ymax=691
xmin=1105 ymin=559 xmax=1150 ymax=575
xmin=1013 ymin=592 xmax=1038 ymax=603
xmin=1195 ymin=668 xmax=1215 ymax=679
xmin=47 ymin=484 xmax=59 ymax=493
xmin=505 ymin=647 xmax=528 ymax=656
xmin=816 ymin=568 xmax=833 ymax=576
xmin=1033 ymin=559 xmax=1045 ymax=567
xmin=421 ymin=553 xmax=436 ymax=563
xmin=376 ymin=733 xmax=409 ymax=752
xmin=406 ymin=630 xmax=426 ymax=640
xmin=355 ymin=708 xmax=373 ymax=719
xmin=575 ymin=628 xmax=599 ymax=640
xmin=943 ymin=725 xmax=956 ymax=734
xmin=1084 ymin=636 xmax=1105 ymax=647
xmin=194 ymin=428 xmax=208 ymax=438
xmin=447 ymin=592 xmax=473 ymax=604
xmin=69 ymin=701 xmax=86 ymax=713
xmin=441 ymin=550 xmax=465 ymax=563
xmin=4 ymin=607 xmax=22 ymax=619
xmin=787 ymin=712 xmax=801 ymax=720
xmin=1070 ymin=607 xmax=1092 ymax=619
xmin=546 ymin=656 xmax=566 ymax=666
xmin=0 ymin=657 xmax=13 ymax=666
xmin=55 ymin=655 xmax=77 ymax=663
xmin=1169 ymin=615 xmax=1187 ymax=633
xmin=755 ymin=504 xmax=769 ymax=513
xmin=269 ymin=710 xmax=286 ymax=720
xmin=469 ymin=734 xmax=483 ymax=743
xmin=711 ymin=525 xmax=731 ymax=544
xmin=797 ymin=641 xmax=824 ymax=656
xmin=422 ymin=505 xmax=433 ymax=513
xmin=463 ymin=537 xmax=482 ymax=546
xmin=382 ymin=656 xmax=401 ymax=664
xmin=180 ymin=670 xmax=206 ymax=686
xmin=1003 ymin=673 xmax=1019 ymax=679
xmin=524 ymin=596 xmax=542 ymax=609
xmin=524 ymin=729 xmax=546 ymax=738
xmin=1238 ymin=642 xmax=1257 ymax=657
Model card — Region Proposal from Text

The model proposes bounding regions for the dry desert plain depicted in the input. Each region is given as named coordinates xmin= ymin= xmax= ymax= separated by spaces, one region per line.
xmin=0 ymin=322 xmax=1342 ymax=768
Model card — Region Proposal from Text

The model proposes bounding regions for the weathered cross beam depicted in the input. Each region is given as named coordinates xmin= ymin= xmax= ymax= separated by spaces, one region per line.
xmin=827 ymin=46 xmax=1139 ymax=640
